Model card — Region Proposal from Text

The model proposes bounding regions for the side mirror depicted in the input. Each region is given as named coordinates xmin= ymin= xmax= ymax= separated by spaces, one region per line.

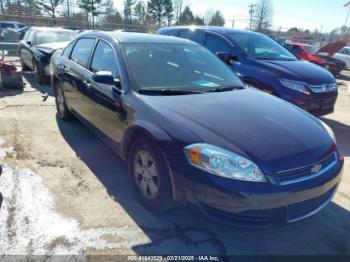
xmin=26 ymin=40 xmax=32 ymax=46
xmin=92 ymin=71 xmax=117 ymax=85
xmin=216 ymin=52 xmax=238 ymax=65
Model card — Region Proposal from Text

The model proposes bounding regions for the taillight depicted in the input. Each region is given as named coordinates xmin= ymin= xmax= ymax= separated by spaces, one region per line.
xmin=0 ymin=62 xmax=17 ymax=74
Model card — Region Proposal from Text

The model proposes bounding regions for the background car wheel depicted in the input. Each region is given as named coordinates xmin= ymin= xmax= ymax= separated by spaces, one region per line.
xmin=33 ymin=61 xmax=45 ymax=85
xmin=128 ymin=137 xmax=173 ymax=212
xmin=55 ymin=84 xmax=73 ymax=121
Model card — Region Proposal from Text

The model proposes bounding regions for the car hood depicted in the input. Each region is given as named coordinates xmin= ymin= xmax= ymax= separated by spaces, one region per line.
xmin=142 ymin=89 xmax=334 ymax=173
xmin=35 ymin=41 xmax=70 ymax=54
xmin=256 ymin=59 xmax=335 ymax=85
xmin=316 ymin=40 xmax=347 ymax=56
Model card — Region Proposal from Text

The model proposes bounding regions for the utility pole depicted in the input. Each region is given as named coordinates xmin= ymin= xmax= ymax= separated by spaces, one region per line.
xmin=67 ymin=0 xmax=71 ymax=26
xmin=249 ymin=3 xmax=256 ymax=30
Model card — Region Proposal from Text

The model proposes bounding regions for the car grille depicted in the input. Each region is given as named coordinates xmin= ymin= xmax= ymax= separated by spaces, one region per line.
xmin=277 ymin=152 xmax=338 ymax=185
xmin=312 ymin=90 xmax=338 ymax=99
xmin=287 ymin=186 xmax=336 ymax=222
xmin=200 ymin=204 xmax=272 ymax=226
xmin=310 ymin=83 xmax=337 ymax=95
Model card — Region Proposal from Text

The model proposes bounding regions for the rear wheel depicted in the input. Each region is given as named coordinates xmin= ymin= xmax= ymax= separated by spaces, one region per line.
xmin=55 ymin=84 xmax=73 ymax=121
xmin=128 ymin=137 xmax=173 ymax=212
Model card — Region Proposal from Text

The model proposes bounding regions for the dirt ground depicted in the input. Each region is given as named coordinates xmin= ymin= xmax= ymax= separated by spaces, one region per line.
xmin=0 ymin=70 xmax=349 ymax=256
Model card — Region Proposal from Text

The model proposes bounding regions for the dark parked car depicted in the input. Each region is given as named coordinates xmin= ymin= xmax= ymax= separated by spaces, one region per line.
xmin=285 ymin=42 xmax=346 ymax=75
xmin=51 ymin=31 xmax=343 ymax=227
xmin=0 ymin=21 xmax=25 ymax=40
xmin=158 ymin=26 xmax=338 ymax=116
xmin=19 ymin=27 xmax=78 ymax=84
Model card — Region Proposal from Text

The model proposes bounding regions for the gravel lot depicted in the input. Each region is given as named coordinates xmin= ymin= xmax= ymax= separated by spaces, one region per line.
xmin=0 ymin=70 xmax=349 ymax=256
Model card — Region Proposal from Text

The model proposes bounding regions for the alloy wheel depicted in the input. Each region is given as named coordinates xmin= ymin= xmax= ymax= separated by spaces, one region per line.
xmin=133 ymin=150 xmax=159 ymax=199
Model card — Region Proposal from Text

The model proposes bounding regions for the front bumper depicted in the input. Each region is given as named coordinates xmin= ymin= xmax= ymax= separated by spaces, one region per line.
xmin=172 ymin=157 xmax=344 ymax=227
xmin=286 ymin=90 xmax=338 ymax=116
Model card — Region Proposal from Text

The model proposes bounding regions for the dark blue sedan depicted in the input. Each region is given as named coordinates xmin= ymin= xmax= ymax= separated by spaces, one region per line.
xmin=50 ymin=31 xmax=344 ymax=227
xmin=158 ymin=26 xmax=338 ymax=116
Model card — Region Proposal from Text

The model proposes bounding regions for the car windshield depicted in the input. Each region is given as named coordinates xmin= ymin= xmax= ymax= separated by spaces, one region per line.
xmin=33 ymin=30 xmax=77 ymax=45
xmin=230 ymin=33 xmax=297 ymax=61
xmin=304 ymin=45 xmax=317 ymax=54
xmin=121 ymin=43 xmax=244 ymax=92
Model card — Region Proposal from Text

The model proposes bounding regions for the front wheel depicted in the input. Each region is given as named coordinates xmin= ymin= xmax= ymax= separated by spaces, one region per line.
xmin=55 ymin=84 xmax=73 ymax=121
xmin=128 ymin=138 xmax=173 ymax=212
xmin=20 ymin=54 xmax=29 ymax=71
xmin=33 ymin=61 xmax=46 ymax=85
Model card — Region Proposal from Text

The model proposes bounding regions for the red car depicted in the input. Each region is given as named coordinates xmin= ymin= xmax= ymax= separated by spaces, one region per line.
xmin=285 ymin=42 xmax=346 ymax=75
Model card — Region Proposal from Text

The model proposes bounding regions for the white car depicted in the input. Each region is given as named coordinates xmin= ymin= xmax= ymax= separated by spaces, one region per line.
xmin=334 ymin=47 xmax=350 ymax=68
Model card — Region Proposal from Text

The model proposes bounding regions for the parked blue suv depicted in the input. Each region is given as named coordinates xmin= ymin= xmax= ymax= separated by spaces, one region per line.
xmin=158 ymin=26 xmax=338 ymax=116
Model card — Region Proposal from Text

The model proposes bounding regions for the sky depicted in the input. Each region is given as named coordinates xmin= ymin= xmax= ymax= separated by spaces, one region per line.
xmin=114 ymin=0 xmax=350 ymax=33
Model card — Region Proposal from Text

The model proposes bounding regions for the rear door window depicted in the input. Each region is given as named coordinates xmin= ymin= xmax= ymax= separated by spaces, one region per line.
xmin=189 ymin=31 xmax=204 ymax=43
xmin=1 ymin=23 xmax=14 ymax=29
xmin=204 ymin=34 xmax=232 ymax=54
xmin=160 ymin=29 xmax=179 ymax=36
xmin=178 ymin=30 xmax=191 ymax=39
xmin=178 ymin=30 xmax=204 ymax=43
xmin=90 ymin=40 xmax=119 ymax=77
xmin=70 ymin=38 xmax=96 ymax=68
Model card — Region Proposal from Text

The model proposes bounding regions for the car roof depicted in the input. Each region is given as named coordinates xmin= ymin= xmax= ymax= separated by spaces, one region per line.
xmin=29 ymin=27 xmax=75 ymax=32
xmin=78 ymin=31 xmax=196 ymax=44
xmin=159 ymin=26 xmax=260 ymax=36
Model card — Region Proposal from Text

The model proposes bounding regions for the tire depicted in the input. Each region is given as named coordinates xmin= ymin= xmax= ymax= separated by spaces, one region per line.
xmin=33 ymin=60 xmax=46 ymax=85
xmin=128 ymin=137 xmax=173 ymax=212
xmin=55 ymin=83 xmax=73 ymax=121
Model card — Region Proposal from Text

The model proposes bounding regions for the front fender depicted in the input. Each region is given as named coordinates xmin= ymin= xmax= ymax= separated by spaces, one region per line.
xmin=121 ymin=120 xmax=173 ymax=160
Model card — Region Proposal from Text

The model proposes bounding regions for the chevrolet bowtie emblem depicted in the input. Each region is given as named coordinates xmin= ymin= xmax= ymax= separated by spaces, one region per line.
xmin=311 ymin=164 xmax=322 ymax=174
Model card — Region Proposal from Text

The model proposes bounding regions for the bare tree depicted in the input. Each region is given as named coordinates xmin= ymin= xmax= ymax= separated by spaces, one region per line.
xmin=124 ymin=0 xmax=136 ymax=25
xmin=173 ymin=0 xmax=183 ymax=23
xmin=134 ymin=1 xmax=146 ymax=24
xmin=253 ymin=0 xmax=273 ymax=32
xmin=38 ymin=0 xmax=63 ymax=18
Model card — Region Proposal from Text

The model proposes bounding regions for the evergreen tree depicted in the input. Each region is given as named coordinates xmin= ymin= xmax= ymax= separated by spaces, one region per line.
xmin=178 ymin=6 xmax=194 ymax=25
xmin=209 ymin=10 xmax=225 ymax=26
xmin=147 ymin=0 xmax=173 ymax=25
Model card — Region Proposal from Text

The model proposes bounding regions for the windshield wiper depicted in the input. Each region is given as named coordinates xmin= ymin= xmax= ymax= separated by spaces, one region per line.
xmin=204 ymin=86 xmax=243 ymax=92
xmin=138 ymin=88 xmax=204 ymax=95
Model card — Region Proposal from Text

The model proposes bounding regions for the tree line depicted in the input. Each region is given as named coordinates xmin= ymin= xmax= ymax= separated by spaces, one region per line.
xmin=0 ymin=0 xmax=226 ymax=28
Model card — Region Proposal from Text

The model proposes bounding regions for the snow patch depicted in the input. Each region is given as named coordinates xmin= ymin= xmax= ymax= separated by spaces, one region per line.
xmin=0 ymin=136 xmax=147 ymax=255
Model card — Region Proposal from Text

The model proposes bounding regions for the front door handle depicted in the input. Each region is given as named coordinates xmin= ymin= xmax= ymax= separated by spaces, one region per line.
xmin=83 ymin=80 xmax=91 ymax=88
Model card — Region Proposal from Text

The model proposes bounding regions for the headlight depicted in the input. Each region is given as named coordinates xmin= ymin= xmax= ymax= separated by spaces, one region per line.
xmin=280 ymin=79 xmax=310 ymax=95
xmin=320 ymin=121 xmax=336 ymax=144
xmin=184 ymin=144 xmax=266 ymax=182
